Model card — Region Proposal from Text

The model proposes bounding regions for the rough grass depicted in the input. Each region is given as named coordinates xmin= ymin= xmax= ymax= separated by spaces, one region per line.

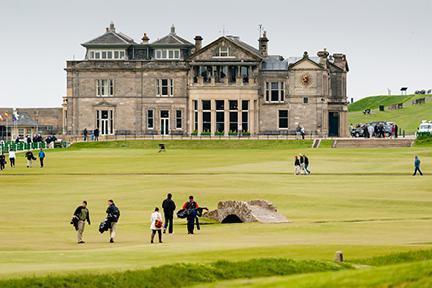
xmin=0 ymin=258 xmax=348 ymax=288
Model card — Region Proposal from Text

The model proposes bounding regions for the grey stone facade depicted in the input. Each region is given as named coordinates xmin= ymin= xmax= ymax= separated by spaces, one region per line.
xmin=64 ymin=23 xmax=349 ymax=137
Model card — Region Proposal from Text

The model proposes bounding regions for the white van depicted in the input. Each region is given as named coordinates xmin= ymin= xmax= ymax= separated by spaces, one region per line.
xmin=417 ymin=121 xmax=432 ymax=134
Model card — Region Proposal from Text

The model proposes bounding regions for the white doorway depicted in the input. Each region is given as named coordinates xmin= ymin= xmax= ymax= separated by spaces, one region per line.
xmin=97 ymin=110 xmax=113 ymax=135
xmin=160 ymin=110 xmax=169 ymax=135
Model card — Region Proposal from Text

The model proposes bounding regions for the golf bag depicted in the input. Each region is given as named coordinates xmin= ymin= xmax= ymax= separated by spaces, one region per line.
xmin=99 ymin=218 xmax=111 ymax=233
xmin=70 ymin=215 xmax=79 ymax=231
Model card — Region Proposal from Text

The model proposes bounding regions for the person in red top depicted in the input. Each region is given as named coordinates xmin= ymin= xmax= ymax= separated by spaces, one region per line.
xmin=183 ymin=196 xmax=199 ymax=234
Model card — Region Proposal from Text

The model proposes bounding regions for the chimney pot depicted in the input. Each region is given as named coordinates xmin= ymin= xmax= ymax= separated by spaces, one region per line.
xmin=194 ymin=35 xmax=203 ymax=51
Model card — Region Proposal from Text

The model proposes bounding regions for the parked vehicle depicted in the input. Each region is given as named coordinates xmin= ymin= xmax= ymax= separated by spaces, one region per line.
xmin=351 ymin=125 xmax=366 ymax=137
xmin=417 ymin=121 xmax=432 ymax=135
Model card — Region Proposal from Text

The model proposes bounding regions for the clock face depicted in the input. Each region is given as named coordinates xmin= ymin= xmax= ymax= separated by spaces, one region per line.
xmin=301 ymin=73 xmax=311 ymax=87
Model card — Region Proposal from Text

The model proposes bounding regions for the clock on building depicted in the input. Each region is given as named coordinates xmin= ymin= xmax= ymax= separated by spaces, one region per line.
xmin=301 ymin=73 xmax=311 ymax=87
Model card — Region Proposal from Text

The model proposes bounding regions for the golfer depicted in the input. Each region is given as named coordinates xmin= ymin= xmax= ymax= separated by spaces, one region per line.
xmin=162 ymin=193 xmax=176 ymax=234
xmin=294 ymin=156 xmax=301 ymax=175
xmin=73 ymin=201 xmax=91 ymax=244
xmin=182 ymin=196 xmax=199 ymax=234
xmin=38 ymin=148 xmax=46 ymax=168
xmin=25 ymin=150 xmax=35 ymax=168
xmin=9 ymin=149 xmax=15 ymax=167
xmin=106 ymin=200 xmax=120 ymax=243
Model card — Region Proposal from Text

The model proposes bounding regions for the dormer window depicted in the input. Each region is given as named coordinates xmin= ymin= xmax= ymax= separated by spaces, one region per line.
xmin=88 ymin=49 xmax=126 ymax=60
xmin=155 ymin=49 xmax=180 ymax=60
xmin=218 ymin=47 xmax=230 ymax=57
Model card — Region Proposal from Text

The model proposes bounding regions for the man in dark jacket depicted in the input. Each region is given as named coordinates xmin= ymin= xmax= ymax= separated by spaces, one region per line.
xmin=94 ymin=128 xmax=99 ymax=141
xmin=73 ymin=201 xmax=91 ymax=244
xmin=182 ymin=196 xmax=199 ymax=234
xmin=106 ymin=199 xmax=120 ymax=243
xmin=303 ymin=154 xmax=311 ymax=175
xmin=413 ymin=156 xmax=423 ymax=176
xmin=162 ymin=193 xmax=176 ymax=234
xmin=25 ymin=150 xmax=35 ymax=168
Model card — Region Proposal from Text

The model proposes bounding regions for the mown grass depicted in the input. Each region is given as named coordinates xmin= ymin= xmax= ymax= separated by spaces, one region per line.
xmin=0 ymin=258 xmax=348 ymax=288
xmin=69 ymin=139 xmax=314 ymax=150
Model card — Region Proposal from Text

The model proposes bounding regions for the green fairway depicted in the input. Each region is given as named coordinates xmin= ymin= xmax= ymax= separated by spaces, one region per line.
xmin=0 ymin=140 xmax=431 ymax=286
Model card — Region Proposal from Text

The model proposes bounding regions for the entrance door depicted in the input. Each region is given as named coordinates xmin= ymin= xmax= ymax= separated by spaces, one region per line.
xmin=160 ymin=110 xmax=169 ymax=135
xmin=97 ymin=110 xmax=113 ymax=135
xmin=328 ymin=112 xmax=340 ymax=137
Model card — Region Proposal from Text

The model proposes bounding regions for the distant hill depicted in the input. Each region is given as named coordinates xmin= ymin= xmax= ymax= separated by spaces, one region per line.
xmin=348 ymin=95 xmax=432 ymax=134
xmin=348 ymin=94 xmax=430 ymax=112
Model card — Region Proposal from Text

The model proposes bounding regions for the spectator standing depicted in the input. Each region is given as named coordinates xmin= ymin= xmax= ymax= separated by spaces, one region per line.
xmin=413 ymin=156 xmax=423 ymax=176
xmin=368 ymin=124 xmax=374 ymax=138
xmin=25 ymin=150 xmax=35 ymax=168
xmin=182 ymin=196 xmax=199 ymax=234
xmin=162 ymin=193 xmax=176 ymax=234
xmin=83 ymin=128 xmax=88 ymax=141
xmin=94 ymin=128 xmax=99 ymax=141
xmin=106 ymin=199 xmax=120 ymax=243
xmin=90 ymin=130 xmax=95 ymax=141
xmin=150 ymin=207 xmax=163 ymax=243
xmin=294 ymin=156 xmax=301 ymax=175
xmin=73 ymin=201 xmax=91 ymax=244
xmin=38 ymin=148 xmax=46 ymax=168
xmin=300 ymin=126 xmax=305 ymax=140
xmin=15 ymin=136 xmax=20 ymax=144
xmin=9 ymin=149 xmax=15 ymax=167
xmin=394 ymin=124 xmax=399 ymax=138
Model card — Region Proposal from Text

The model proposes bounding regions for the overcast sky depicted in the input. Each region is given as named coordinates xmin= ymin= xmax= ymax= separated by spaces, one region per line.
xmin=0 ymin=0 xmax=431 ymax=108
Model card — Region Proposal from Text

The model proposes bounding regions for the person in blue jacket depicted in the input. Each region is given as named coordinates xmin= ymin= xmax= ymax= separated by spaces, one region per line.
xmin=38 ymin=148 xmax=46 ymax=168
xmin=413 ymin=156 xmax=423 ymax=176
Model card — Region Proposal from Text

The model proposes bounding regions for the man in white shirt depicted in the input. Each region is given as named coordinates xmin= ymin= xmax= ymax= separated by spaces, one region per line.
xmin=8 ymin=149 xmax=16 ymax=167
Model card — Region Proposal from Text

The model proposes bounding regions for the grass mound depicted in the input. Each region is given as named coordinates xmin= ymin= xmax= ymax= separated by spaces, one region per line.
xmin=348 ymin=95 xmax=415 ymax=112
xmin=353 ymin=249 xmax=432 ymax=266
xmin=0 ymin=258 xmax=348 ymax=288
xmin=70 ymin=140 xmax=315 ymax=150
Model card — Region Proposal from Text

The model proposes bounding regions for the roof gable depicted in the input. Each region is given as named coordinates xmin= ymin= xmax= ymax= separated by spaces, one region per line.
xmin=289 ymin=52 xmax=323 ymax=70
xmin=189 ymin=36 xmax=262 ymax=62
xmin=151 ymin=26 xmax=193 ymax=46
xmin=82 ymin=23 xmax=135 ymax=47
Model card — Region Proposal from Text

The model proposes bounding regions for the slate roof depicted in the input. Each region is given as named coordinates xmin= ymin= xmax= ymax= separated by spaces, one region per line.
xmin=82 ymin=23 xmax=135 ymax=47
xmin=225 ymin=36 xmax=261 ymax=56
xmin=152 ymin=26 xmax=193 ymax=46
xmin=261 ymin=55 xmax=321 ymax=71
xmin=14 ymin=112 xmax=38 ymax=127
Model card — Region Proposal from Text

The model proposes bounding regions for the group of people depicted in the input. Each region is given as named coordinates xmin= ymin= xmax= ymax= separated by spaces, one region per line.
xmin=0 ymin=148 xmax=46 ymax=170
xmin=350 ymin=122 xmax=399 ymax=138
xmin=294 ymin=154 xmax=310 ymax=175
xmin=82 ymin=128 xmax=100 ymax=142
xmin=295 ymin=125 xmax=306 ymax=140
xmin=71 ymin=194 xmax=203 ymax=244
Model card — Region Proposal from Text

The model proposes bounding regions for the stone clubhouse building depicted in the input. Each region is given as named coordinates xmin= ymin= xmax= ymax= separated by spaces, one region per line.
xmin=64 ymin=23 xmax=349 ymax=137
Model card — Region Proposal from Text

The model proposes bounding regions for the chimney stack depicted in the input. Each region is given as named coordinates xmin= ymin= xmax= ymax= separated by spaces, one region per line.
xmin=142 ymin=33 xmax=150 ymax=44
xmin=317 ymin=48 xmax=329 ymax=66
xmin=109 ymin=22 xmax=115 ymax=32
xmin=194 ymin=36 xmax=203 ymax=51
xmin=170 ymin=24 xmax=176 ymax=34
xmin=332 ymin=53 xmax=347 ymax=71
xmin=258 ymin=31 xmax=269 ymax=57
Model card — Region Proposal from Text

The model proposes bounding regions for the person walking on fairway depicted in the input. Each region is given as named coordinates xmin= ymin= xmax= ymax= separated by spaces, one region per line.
xmin=294 ymin=156 xmax=301 ymax=175
xmin=38 ymin=148 xmax=46 ymax=168
xmin=106 ymin=199 xmax=120 ymax=243
xmin=73 ymin=201 xmax=91 ymax=244
xmin=303 ymin=154 xmax=311 ymax=175
xmin=413 ymin=156 xmax=423 ymax=176
xmin=150 ymin=207 xmax=163 ymax=243
xmin=25 ymin=150 xmax=35 ymax=168
xmin=182 ymin=196 xmax=199 ymax=234
xmin=9 ymin=149 xmax=15 ymax=167
xmin=0 ymin=153 xmax=6 ymax=171
xmin=162 ymin=193 xmax=176 ymax=234
xmin=299 ymin=154 xmax=305 ymax=175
